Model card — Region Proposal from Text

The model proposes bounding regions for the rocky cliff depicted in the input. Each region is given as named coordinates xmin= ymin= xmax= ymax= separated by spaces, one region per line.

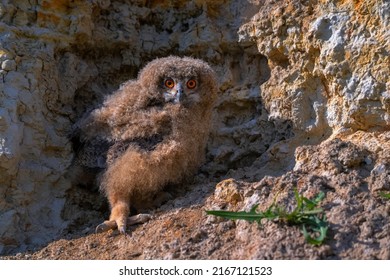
xmin=0 ymin=0 xmax=389 ymax=259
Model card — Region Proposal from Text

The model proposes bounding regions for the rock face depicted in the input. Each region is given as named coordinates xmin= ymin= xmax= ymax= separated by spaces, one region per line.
xmin=0 ymin=0 xmax=389 ymax=258
xmin=241 ymin=0 xmax=390 ymax=133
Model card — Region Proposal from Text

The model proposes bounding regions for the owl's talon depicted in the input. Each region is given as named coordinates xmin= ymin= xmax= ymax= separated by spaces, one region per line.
xmin=118 ymin=225 xmax=127 ymax=235
xmin=127 ymin=214 xmax=152 ymax=225
xmin=95 ymin=220 xmax=117 ymax=233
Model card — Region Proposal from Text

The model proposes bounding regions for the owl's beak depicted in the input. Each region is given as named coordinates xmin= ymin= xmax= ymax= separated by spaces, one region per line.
xmin=173 ymin=83 xmax=184 ymax=103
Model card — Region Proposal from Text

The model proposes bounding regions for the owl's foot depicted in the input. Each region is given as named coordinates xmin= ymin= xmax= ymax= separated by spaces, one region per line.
xmin=95 ymin=214 xmax=152 ymax=234
xmin=101 ymin=200 xmax=129 ymax=234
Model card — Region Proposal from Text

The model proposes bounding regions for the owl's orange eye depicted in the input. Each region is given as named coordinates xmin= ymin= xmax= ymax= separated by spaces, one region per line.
xmin=186 ymin=79 xmax=197 ymax=89
xmin=164 ymin=79 xmax=175 ymax=88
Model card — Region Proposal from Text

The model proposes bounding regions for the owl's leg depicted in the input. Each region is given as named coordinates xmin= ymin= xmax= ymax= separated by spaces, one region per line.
xmin=95 ymin=200 xmax=129 ymax=234
xmin=95 ymin=213 xmax=152 ymax=233
xmin=95 ymin=193 xmax=153 ymax=234
xmin=110 ymin=200 xmax=130 ymax=234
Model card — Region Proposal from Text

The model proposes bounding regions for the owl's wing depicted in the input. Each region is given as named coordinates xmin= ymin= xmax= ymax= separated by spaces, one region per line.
xmin=73 ymin=81 xmax=167 ymax=142
xmin=106 ymin=134 xmax=165 ymax=165
xmin=73 ymin=137 xmax=111 ymax=169
xmin=71 ymin=81 xmax=172 ymax=170
xmin=74 ymin=128 xmax=169 ymax=170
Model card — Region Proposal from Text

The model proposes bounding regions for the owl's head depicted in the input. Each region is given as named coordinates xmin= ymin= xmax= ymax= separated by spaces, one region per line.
xmin=138 ymin=56 xmax=218 ymax=107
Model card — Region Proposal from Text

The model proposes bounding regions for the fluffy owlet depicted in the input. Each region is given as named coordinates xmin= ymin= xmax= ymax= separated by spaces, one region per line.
xmin=71 ymin=56 xmax=218 ymax=234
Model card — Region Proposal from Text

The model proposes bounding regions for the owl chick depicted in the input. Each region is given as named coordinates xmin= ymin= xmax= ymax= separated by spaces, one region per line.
xmin=72 ymin=56 xmax=218 ymax=234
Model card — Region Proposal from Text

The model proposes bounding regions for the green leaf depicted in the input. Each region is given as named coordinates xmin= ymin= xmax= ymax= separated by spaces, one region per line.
xmin=302 ymin=221 xmax=328 ymax=246
xmin=205 ymin=209 xmax=266 ymax=222
xmin=206 ymin=203 xmax=283 ymax=223
xmin=313 ymin=192 xmax=325 ymax=204
xmin=379 ymin=192 xmax=390 ymax=199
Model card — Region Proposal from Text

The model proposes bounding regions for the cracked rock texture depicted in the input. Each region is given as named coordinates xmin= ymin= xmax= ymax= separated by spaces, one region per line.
xmin=0 ymin=0 xmax=389 ymax=259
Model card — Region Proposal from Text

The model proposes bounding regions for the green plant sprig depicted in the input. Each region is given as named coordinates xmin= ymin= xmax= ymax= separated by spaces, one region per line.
xmin=379 ymin=192 xmax=390 ymax=199
xmin=206 ymin=190 xmax=328 ymax=245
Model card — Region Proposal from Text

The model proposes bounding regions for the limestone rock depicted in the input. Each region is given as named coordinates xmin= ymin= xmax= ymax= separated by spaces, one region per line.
xmin=0 ymin=0 xmax=389 ymax=259
xmin=239 ymin=0 xmax=390 ymax=134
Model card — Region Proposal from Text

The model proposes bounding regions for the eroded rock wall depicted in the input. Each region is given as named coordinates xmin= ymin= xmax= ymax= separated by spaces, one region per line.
xmin=239 ymin=0 xmax=390 ymax=134
xmin=0 ymin=0 xmax=389 ymax=256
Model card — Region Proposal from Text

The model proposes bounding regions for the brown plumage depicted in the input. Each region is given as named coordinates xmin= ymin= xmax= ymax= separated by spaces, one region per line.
xmin=71 ymin=56 xmax=218 ymax=233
